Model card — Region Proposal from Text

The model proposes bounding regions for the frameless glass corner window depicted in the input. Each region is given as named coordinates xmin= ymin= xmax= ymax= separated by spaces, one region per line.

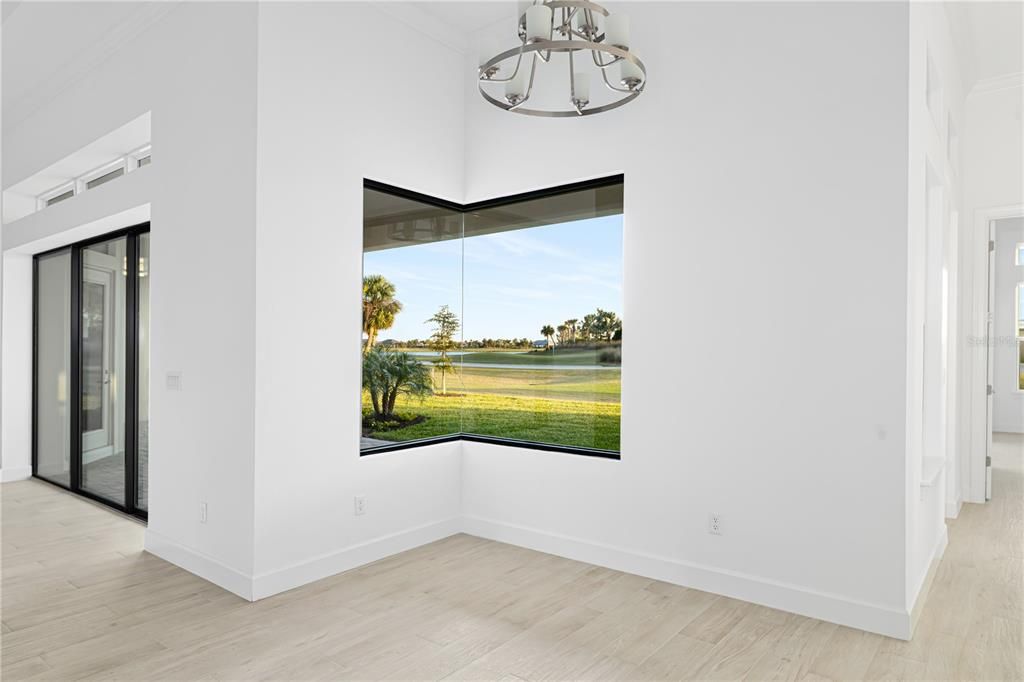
xmin=361 ymin=178 xmax=623 ymax=457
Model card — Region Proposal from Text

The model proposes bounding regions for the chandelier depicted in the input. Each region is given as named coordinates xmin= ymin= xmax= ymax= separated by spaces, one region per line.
xmin=478 ymin=1 xmax=647 ymax=117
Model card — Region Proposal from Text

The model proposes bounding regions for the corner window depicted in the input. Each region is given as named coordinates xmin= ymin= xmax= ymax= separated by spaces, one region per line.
xmin=361 ymin=178 xmax=623 ymax=457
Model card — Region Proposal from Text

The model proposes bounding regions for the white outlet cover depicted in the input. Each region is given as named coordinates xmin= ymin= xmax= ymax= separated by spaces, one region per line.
xmin=166 ymin=371 xmax=183 ymax=391
xmin=354 ymin=496 xmax=366 ymax=516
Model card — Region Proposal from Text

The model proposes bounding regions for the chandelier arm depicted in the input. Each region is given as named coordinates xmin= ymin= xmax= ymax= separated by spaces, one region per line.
xmin=478 ymin=37 xmax=645 ymax=116
xmin=479 ymin=50 xmax=527 ymax=84
xmin=599 ymin=63 xmax=633 ymax=94
xmin=508 ymin=53 xmax=539 ymax=111
xmin=591 ymin=49 xmax=620 ymax=69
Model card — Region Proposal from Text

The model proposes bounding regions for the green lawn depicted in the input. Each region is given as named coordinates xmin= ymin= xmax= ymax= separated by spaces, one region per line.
xmin=363 ymin=365 xmax=621 ymax=451
xmin=363 ymin=392 xmax=620 ymax=451
xmin=455 ymin=366 xmax=621 ymax=402
xmin=399 ymin=349 xmax=616 ymax=366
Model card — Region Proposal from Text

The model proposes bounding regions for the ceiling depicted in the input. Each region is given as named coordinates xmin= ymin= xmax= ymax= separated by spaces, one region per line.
xmin=413 ymin=1 xmax=513 ymax=35
xmin=1 ymin=2 xmax=173 ymax=130
xmin=1 ymin=1 xmax=1020 ymax=136
xmin=950 ymin=1 xmax=1024 ymax=86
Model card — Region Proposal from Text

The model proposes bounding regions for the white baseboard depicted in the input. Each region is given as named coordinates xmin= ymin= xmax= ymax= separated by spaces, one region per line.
xmin=251 ymin=517 xmax=462 ymax=600
xmin=945 ymin=497 xmax=963 ymax=519
xmin=463 ymin=515 xmax=912 ymax=640
xmin=0 ymin=466 xmax=33 ymax=483
xmin=909 ymin=526 xmax=948 ymax=635
xmin=144 ymin=529 xmax=254 ymax=601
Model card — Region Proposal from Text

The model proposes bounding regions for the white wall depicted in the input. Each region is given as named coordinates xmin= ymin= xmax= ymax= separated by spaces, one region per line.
xmin=463 ymin=2 xmax=914 ymax=638
xmin=2 ymin=2 xmax=260 ymax=595
xmin=904 ymin=1 xmax=966 ymax=617
xmin=251 ymin=2 xmax=465 ymax=596
xmin=0 ymin=254 xmax=33 ymax=482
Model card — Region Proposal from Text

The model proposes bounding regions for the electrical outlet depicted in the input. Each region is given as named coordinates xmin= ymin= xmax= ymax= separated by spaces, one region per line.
xmin=708 ymin=513 xmax=722 ymax=535
xmin=199 ymin=502 xmax=208 ymax=524
xmin=354 ymin=496 xmax=366 ymax=516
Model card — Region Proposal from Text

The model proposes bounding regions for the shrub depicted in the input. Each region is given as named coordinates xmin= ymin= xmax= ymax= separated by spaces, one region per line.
xmin=362 ymin=347 xmax=433 ymax=419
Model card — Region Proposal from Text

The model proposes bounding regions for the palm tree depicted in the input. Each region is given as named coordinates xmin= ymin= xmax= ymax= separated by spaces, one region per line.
xmin=565 ymin=319 xmax=579 ymax=343
xmin=540 ymin=324 xmax=555 ymax=348
xmin=362 ymin=275 xmax=402 ymax=354
xmin=556 ymin=324 xmax=568 ymax=345
xmin=362 ymin=347 xmax=432 ymax=419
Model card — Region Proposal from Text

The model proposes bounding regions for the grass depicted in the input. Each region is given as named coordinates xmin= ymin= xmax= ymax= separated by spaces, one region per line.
xmin=362 ymin=366 xmax=621 ymax=451
xmin=398 ymin=348 xmax=617 ymax=367
xmin=363 ymin=392 xmax=620 ymax=451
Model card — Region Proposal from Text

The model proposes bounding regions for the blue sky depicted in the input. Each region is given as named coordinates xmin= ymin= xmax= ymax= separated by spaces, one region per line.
xmin=363 ymin=215 xmax=623 ymax=341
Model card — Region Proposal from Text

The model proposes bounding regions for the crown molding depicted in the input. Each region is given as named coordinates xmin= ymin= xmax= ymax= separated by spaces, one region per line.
xmin=4 ymin=3 xmax=178 ymax=133
xmin=969 ymin=72 xmax=1024 ymax=97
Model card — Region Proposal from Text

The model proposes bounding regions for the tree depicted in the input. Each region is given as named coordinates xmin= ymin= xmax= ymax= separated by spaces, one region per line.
xmin=427 ymin=305 xmax=460 ymax=395
xmin=362 ymin=347 xmax=432 ymax=420
xmin=565 ymin=319 xmax=579 ymax=343
xmin=579 ymin=314 xmax=597 ymax=341
xmin=540 ymin=324 xmax=555 ymax=348
xmin=591 ymin=308 xmax=622 ymax=341
xmin=362 ymin=275 xmax=402 ymax=354
xmin=556 ymin=324 xmax=568 ymax=345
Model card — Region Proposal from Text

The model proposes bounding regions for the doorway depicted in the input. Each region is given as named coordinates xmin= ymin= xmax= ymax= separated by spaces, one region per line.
xmin=32 ymin=224 xmax=150 ymax=519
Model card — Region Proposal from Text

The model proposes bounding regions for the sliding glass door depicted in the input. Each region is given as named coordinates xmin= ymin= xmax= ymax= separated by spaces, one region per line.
xmin=35 ymin=250 xmax=73 ymax=486
xmin=79 ymin=236 xmax=128 ymax=505
xmin=33 ymin=225 xmax=149 ymax=519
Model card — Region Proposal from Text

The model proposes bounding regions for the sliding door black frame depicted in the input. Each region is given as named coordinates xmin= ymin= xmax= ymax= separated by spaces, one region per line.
xmin=32 ymin=222 xmax=150 ymax=521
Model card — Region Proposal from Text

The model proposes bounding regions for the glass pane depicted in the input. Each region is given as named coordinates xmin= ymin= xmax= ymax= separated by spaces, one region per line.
xmin=463 ymin=187 xmax=623 ymax=452
xmin=137 ymin=155 xmax=151 ymax=168
xmin=85 ymin=167 xmax=124 ymax=190
xmin=35 ymin=250 xmax=72 ymax=486
xmin=137 ymin=234 xmax=150 ymax=510
xmin=80 ymin=237 xmax=127 ymax=505
xmin=46 ymin=189 xmax=74 ymax=206
xmin=1018 ymin=339 xmax=1024 ymax=392
xmin=359 ymin=182 xmax=623 ymax=455
xmin=361 ymin=189 xmax=463 ymax=451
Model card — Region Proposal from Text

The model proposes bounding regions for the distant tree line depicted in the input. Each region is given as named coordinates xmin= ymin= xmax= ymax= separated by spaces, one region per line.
xmin=543 ymin=309 xmax=622 ymax=347
xmin=363 ymin=274 xmax=622 ymax=353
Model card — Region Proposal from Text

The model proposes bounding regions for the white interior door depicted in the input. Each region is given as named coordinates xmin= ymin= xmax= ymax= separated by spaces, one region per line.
xmin=81 ymin=251 xmax=118 ymax=461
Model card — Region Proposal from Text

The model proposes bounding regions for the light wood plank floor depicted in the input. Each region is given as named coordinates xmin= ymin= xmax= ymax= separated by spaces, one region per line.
xmin=3 ymin=436 xmax=1021 ymax=681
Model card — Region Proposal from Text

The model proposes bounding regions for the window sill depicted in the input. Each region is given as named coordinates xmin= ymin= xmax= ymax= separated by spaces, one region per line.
xmin=361 ymin=434 xmax=620 ymax=461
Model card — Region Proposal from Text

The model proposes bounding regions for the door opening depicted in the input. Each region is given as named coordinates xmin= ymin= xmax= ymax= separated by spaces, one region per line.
xmin=32 ymin=224 xmax=149 ymax=520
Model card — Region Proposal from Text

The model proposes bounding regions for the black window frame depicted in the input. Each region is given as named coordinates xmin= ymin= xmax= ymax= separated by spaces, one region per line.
xmin=361 ymin=175 xmax=624 ymax=461
xmin=32 ymin=222 xmax=151 ymax=521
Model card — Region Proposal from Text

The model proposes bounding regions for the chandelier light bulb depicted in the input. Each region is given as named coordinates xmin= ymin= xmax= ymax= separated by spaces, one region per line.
xmin=525 ymin=4 xmax=553 ymax=42
xmin=604 ymin=13 xmax=629 ymax=49
xmin=620 ymin=59 xmax=643 ymax=90
xmin=572 ymin=71 xmax=590 ymax=109
xmin=505 ymin=62 xmax=530 ymax=104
